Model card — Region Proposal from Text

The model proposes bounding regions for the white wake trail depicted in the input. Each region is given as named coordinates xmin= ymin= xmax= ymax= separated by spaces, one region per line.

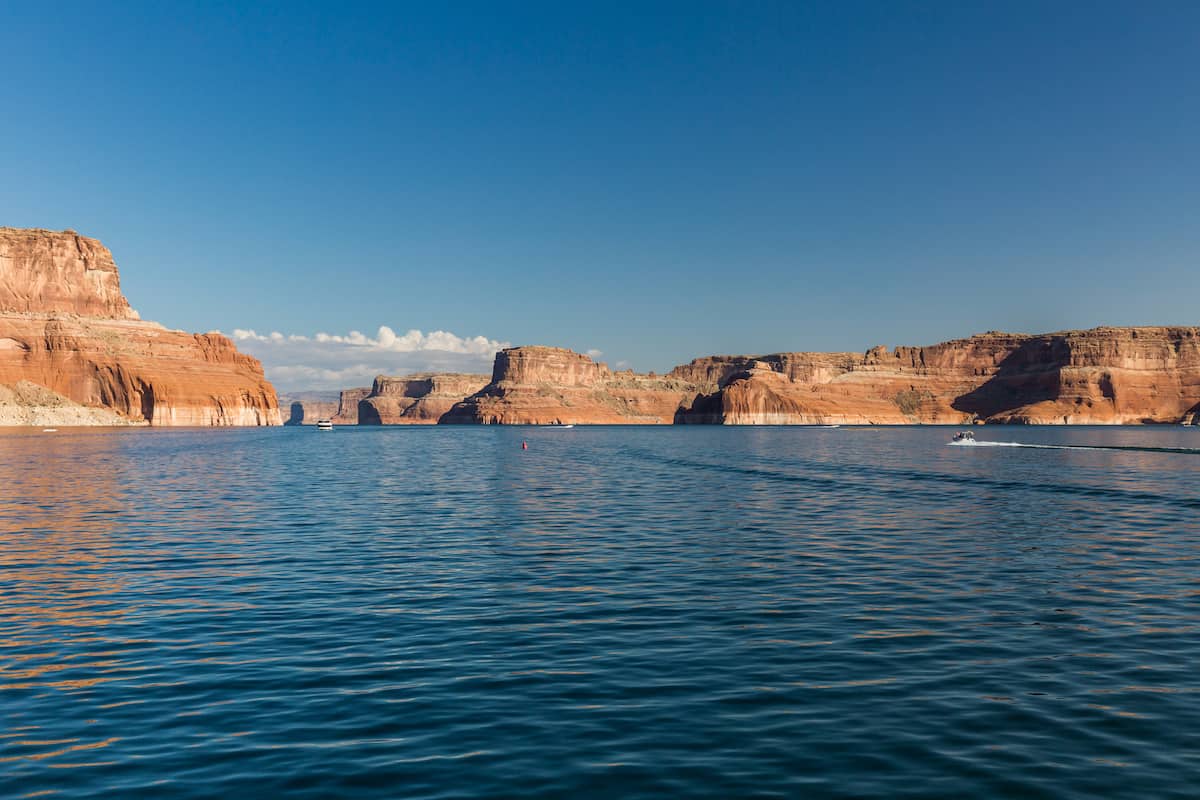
xmin=948 ymin=440 xmax=1200 ymax=454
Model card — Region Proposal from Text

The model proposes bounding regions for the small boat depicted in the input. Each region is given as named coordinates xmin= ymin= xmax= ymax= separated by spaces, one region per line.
xmin=42 ymin=428 xmax=58 ymax=433
xmin=820 ymin=424 xmax=840 ymax=428
xmin=542 ymin=424 xmax=574 ymax=429
xmin=951 ymin=431 xmax=975 ymax=443
xmin=316 ymin=419 xmax=333 ymax=431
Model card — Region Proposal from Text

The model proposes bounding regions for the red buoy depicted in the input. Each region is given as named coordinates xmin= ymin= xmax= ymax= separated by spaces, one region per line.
xmin=522 ymin=441 xmax=528 ymax=450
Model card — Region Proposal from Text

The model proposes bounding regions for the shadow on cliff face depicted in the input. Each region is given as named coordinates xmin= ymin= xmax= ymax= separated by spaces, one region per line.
xmin=436 ymin=383 xmax=495 ymax=424
xmin=139 ymin=384 xmax=156 ymax=423
xmin=674 ymin=390 xmax=724 ymax=424
xmin=358 ymin=399 xmax=382 ymax=425
xmin=951 ymin=336 xmax=1069 ymax=418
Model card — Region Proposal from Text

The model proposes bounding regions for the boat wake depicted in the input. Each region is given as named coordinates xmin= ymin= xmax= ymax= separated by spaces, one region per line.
xmin=949 ymin=440 xmax=1200 ymax=455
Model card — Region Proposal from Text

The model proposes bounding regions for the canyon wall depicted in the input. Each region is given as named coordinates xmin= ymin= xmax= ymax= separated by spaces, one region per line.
xmin=0 ymin=227 xmax=139 ymax=319
xmin=359 ymin=373 xmax=489 ymax=424
xmin=420 ymin=329 xmax=1200 ymax=426
xmin=440 ymin=347 xmax=698 ymax=424
xmin=674 ymin=328 xmax=1200 ymax=425
xmin=0 ymin=227 xmax=280 ymax=425
xmin=962 ymin=327 xmax=1200 ymax=424
xmin=333 ymin=387 xmax=371 ymax=425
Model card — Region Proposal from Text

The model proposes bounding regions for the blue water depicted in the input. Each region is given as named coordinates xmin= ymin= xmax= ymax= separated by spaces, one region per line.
xmin=2 ymin=425 xmax=1198 ymax=798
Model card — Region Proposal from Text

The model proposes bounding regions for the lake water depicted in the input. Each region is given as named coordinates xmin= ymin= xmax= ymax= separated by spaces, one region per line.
xmin=2 ymin=425 xmax=1198 ymax=798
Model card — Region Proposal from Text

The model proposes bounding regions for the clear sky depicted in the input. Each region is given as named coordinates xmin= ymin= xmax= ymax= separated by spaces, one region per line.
xmin=2 ymin=2 xmax=1197 ymax=389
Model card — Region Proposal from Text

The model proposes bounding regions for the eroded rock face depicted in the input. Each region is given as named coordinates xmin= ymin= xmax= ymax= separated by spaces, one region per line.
xmin=0 ymin=228 xmax=280 ymax=426
xmin=0 ymin=228 xmax=139 ymax=319
xmin=333 ymin=387 xmax=371 ymax=425
xmin=359 ymin=374 xmax=489 ymax=424
xmin=669 ymin=352 xmax=863 ymax=391
xmin=675 ymin=328 xmax=1200 ymax=425
xmin=308 ymin=329 xmax=1200 ymax=427
xmin=970 ymin=327 xmax=1200 ymax=424
xmin=441 ymin=346 xmax=698 ymax=424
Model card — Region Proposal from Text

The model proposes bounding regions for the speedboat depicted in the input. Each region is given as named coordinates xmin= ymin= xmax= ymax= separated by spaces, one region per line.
xmin=316 ymin=419 xmax=333 ymax=431
xmin=951 ymin=431 xmax=975 ymax=443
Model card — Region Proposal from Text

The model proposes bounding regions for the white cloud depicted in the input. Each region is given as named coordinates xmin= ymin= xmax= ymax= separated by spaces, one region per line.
xmin=234 ymin=325 xmax=506 ymax=355
xmin=226 ymin=325 xmax=509 ymax=392
xmin=585 ymin=349 xmax=603 ymax=359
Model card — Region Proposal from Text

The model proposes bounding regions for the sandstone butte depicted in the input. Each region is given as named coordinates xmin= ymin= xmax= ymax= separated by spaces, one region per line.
xmin=426 ymin=332 xmax=1200 ymax=425
xmin=359 ymin=374 xmax=490 ymax=424
xmin=440 ymin=346 xmax=700 ymax=425
xmin=332 ymin=387 xmax=372 ymax=425
xmin=0 ymin=227 xmax=280 ymax=425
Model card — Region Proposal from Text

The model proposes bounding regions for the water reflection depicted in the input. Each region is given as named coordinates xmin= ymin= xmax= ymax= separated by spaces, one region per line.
xmin=1 ymin=426 xmax=1198 ymax=798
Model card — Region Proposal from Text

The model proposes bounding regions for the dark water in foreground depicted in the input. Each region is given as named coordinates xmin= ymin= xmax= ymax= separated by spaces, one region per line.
xmin=1 ymin=425 xmax=1198 ymax=798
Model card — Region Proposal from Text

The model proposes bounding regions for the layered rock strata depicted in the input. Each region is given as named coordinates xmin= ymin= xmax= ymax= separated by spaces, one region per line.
xmin=420 ymin=329 xmax=1200 ymax=426
xmin=333 ymin=387 xmax=371 ymax=425
xmin=359 ymin=374 xmax=490 ymax=424
xmin=0 ymin=227 xmax=280 ymax=425
xmin=674 ymin=328 xmax=1200 ymax=425
xmin=440 ymin=347 xmax=698 ymax=424
xmin=0 ymin=227 xmax=139 ymax=319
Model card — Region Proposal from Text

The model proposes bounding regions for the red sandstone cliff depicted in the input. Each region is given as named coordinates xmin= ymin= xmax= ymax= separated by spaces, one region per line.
xmin=0 ymin=227 xmax=280 ymax=425
xmin=360 ymin=374 xmax=489 ymax=424
xmin=427 ymin=329 xmax=1200 ymax=426
xmin=440 ymin=347 xmax=697 ymax=424
xmin=0 ymin=228 xmax=139 ymax=319
xmin=673 ymin=328 xmax=1200 ymax=425
xmin=333 ymin=387 xmax=372 ymax=425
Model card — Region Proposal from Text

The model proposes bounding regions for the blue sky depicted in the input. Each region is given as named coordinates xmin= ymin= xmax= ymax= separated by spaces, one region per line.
xmin=2 ymin=2 xmax=1197 ymax=389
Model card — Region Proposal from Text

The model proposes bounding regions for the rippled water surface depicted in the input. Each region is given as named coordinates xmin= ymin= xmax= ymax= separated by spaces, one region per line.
xmin=2 ymin=425 xmax=1198 ymax=798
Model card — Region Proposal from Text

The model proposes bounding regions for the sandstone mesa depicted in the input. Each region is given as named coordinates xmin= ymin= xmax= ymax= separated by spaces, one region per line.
xmin=333 ymin=333 xmax=1200 ymax=426
xmin=360 ymin=374 xmax=490 ymax=424
xmin=671 ymin=328 xmax=1200 ymax=425
xmin=0 ymin=227 xmax=279 ymax=426
xmin=441 ymin=347 xmax=695 ymax=425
